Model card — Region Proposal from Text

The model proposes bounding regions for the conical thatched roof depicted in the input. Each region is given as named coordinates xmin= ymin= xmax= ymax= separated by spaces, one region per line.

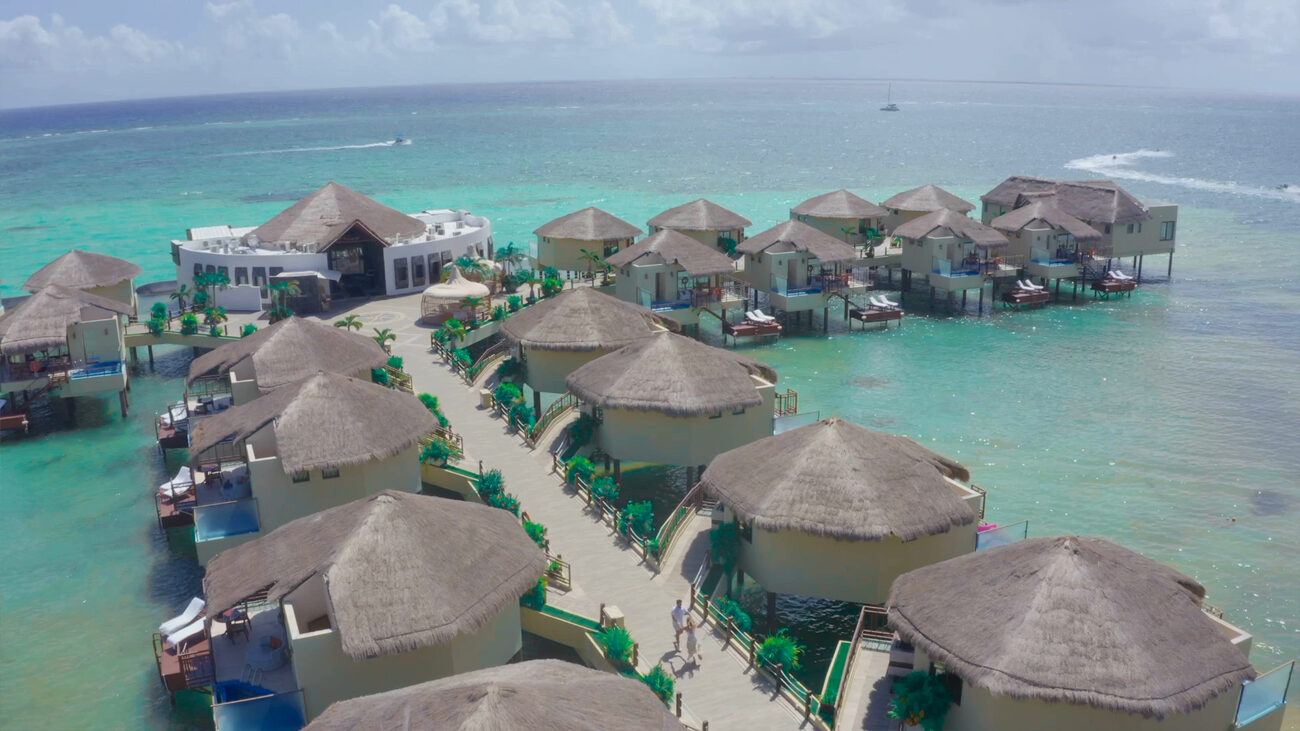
xmin=0 ymin=285 xmax=131 ymax=355
xmin=189 ymin=371 xmax=436 ymax=473
xmin=567 ymin=332 xmax=776 ymax=416
xmin=421 ymin=266 xmax=491 ymax=303
xmin=605 ymin=229 xmax=736 ymax=276
xmin=204 ymin=491 xmax=547 ymax=660
xmin=737 ymin=220 xmax=857 ymax=262
xmin=981 ymin=175 xmax=1058 ymax=207
xmin=534 ymin=207 xmax=643 ymax=241
xmin=791 ymin=189 xmax=889 ymax=219
xmin=22 ymin=249 xmax=143 ymax=292
xmin=892 ymin=208 xmax=1009 ymax=249
xmin=187 ymin=316 xmax=388 ymax=392
xmin=888 ymin=536 xmax=1257 ymax=718
xmin=501 ymin=287 xmax=665 ymax=352
xmin=245 ymin=182 xmax=427 ymax=247
xmin=991 ymin=200 xmax=1102 ymax=242
xmin=305 ymin=660 xmax=687 ymax=730
xmin=982 ymin=177 xmax=1149 ymax=224
xmin=882 ymin=184 xmax=975 ymax=213
xmin=648 ymin=199 xmax=752 ymax=231
xmin=699 ymin=417 xmax=975 ymax=542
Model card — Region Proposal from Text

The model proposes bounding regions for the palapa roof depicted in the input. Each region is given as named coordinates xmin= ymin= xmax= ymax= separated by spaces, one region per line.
xmin=22 ymin=249 xmax=143 ymax=292
xmin=980 ymin=175 xmax=1059 ymax=207
xmin=421 ymin=266 xmax=491 ymax=303
xmin=982 ymin=176 xmax=1150 ymax=224
xmin=791 ymin=189 xmax=889 ymax=219
xmin=888 ymin=536 xmax=1257 ymax=719
xmin=534 ymin=207 xmax=643 ymax=241
xmin=648 ymin=199 xmax=752 ymax=232
xmin=567 ymin=332 xmax=776 ymax=417
xmin=187 ymin=316 xmax=388 ymax=392
xmin=245 ymin=181 xmax=427 ymax=248
xmin=305 ymin=660 xmax=686 ymax=730
xmin=204 ymin=490 xmax=547 ymax=660
xmin=0 ymin=285 xmax=131 ymax=355
xmin=881 ymin=184 xmax=975 ymax=213
xmin=990 ymin=200 xmax=1102 ymax=242
xmin=737 ymin=220 xmax=857 ymax=262
xmin=605 ymin=229 xmax=736 ymax=276
xmin=892 ymin=208 xmax=1009 ymax=249
xmin=500 ymin=287 xmax=664 ymax=352
xmin=699 ymin=417 xmax=975 ymax=542
xmin=189 ymin=371 xmax=436 ymax=473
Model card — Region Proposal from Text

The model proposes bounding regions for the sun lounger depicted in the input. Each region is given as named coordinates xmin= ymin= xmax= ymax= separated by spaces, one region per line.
xmin=878 ymin=295 xmax=899 ymax=307
xmin=166 ymin=617 xmax=207 ymax=649
xmin=158 ymin=466 xmax=195 ymax=499
xmin=160 ymin=597 xmax=205 ymax=636
xmin=1110 ymin=270 xmax=1132 ymax=280
xmin=748 ymin=310 xmax=776 ymax=323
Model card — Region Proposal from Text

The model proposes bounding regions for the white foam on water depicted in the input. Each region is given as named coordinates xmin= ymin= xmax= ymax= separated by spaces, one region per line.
xmin=1065 ymin=149 xmax=1300 ymax=203
xmin=217 ymin=140 xmax=405 ymax=156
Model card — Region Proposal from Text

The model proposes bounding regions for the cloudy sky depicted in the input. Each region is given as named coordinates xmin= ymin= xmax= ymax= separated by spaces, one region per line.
xmin=1 ymin=0 xmax=1297 ymax=108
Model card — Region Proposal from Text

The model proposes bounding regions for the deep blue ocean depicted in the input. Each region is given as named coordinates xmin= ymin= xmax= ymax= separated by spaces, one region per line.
xmin=1 ymin=80 xmax=1297 ymax=728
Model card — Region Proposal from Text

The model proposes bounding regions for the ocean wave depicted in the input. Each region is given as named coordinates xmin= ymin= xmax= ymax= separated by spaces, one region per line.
xmin=216 ymin=140 xmax=408 ymax=156
xmin=1065 ymin=149 xmax=1300 ymax=203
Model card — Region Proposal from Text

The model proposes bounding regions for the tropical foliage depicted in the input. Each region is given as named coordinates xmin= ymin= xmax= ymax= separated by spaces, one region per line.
xmin=495 ymin=356 xmax=523 ymax=382
xmin=178 ymin=312 xmax=200 ymax=335
xmin=596 ymin=625 xmax=635 ymax=666
xmin=439 ymin=318 xmax=467 ymax=346
xmin=150 ymin=301 xmax=168 ymax=320
xmin=387 ymin=355 xmax=404 ymax=370
xmin=486 ymin=490 xmax=521 ymax=515
xmin=564 ymin=456 xmax=595 ymax=485
xmin=710 ymin=522 xmax=743 ymax=596
xmin=591 ymin=475 xmax=619 ymax=503
xmin=523 ymin=520 xmax=548 ymax=550
xmin=506 ymin=294 xmax=523 ymax=312
xmin=420 ymin=437 xmax=462 ymax=465
xmin=566 ymin=413 xmax=597 ymax=457
xmin=756 ymin=629 xmax=804 ymax=672
xmin=520 ymin=576 xmax=548 ymax=609
xmin=509 ymin=401 xmax=535 ymax=430
xmin=371 ymin=368 xmax=389 ymax=386
xmin=168 ymin=284 xmax=192 ymax=311
xmin=640 ymin=666 xmax=675 ymax=704
xmin=715 ymin=597 xmax=752 ymax=633
xmin=334 ymin=314 xmax=363 ymax=331
xmin=267 ymin=280 xmax=301 ymax=323
xmin=541 ymin=275 xmax=564 ymax=297
xmin=491 ymin=304 xmax=508 ymax=322
xmin=417 ymin=393 xmax=449 ymax=427
xmin=240 ymin=323 xmax=258 ymax=338
xmin=618 ymin=501 xmax=655 ymax=538
xmin=372 ymin=327 xmax=397 ymax=352
xmin=888 ymin=671 xmax=955 ymax=731
xmin=494 ymin=382 xmax=523 ymax=408
xmin=452 ymin=348 xmax=472 ymax=366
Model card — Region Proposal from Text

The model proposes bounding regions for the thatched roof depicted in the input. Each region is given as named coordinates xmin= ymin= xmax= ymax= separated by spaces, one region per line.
xmin=980 ymin=175 xmax=1058 ymax=207
xmin=245 ymin=182 xmax=427 ymax=248
xmin=204 ymin=491 xmax=547 ymax=660
xmin=534 ymin=207 xmax=643 ymax=241
xmin=737 ymin=220 xmax=857 ymax=262
xmin=648 ymin=199 xmax=752 ymax=231
xmin=189 ymin=371 xmax=436 ymax=473
xmin=990 ymin=200 xmax=1103 ymax=242
xmin=791 ymin=189 xmax=889 ymax=219
xmin=567 ymin=332 xmax=776 ymax=416
xmin=881 ymin=184 xmax=975 ymax=213
xmin=421 ymin=266 xmax=491 ymax=303
xmin=605 ymin=229 xmax=736 ymax=276
xmin=500 ymin=288 xmax=664 ymax=352
xmin=22 ymin=249 xmax=143 ymax=292
xmin=892 ymin=209 xmax=1009 ymax=249
xmin=0 ymin=285 xmax=131 ymax=356
xmin=982 ymin=177 xmax=1150 ymax=224
xmin=187 ymin=316 xmax=388 ymax=392
xmin=888 ymin=536 xmax=1257 ymax=718
xmin=305 ymin=660 xmax=687 ymax=730
xmin=699 ymin=417 xmax=975 ymax=542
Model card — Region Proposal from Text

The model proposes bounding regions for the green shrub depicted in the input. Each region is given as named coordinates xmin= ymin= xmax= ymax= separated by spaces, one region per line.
xmin=420 ymin=438 xmax=461 ymax=465
xmin=240 ymin=323 xmax=258 ymax=338
xmin=418 ymin=392 xmax=439 ymax=410
xmin=565 ymin=456 xmax=595 ymax=485
xmin=387 ymin=355 xmax=404 ymax=370
xmin=487 ymin=490 xmax=521 ymax=515
xmin=591 ymin=475 xmax=619 ymax=503
xmin=619 ymin=501 xmax=655 ymax=538
xmin=495 ymin=356 xmax=523 ymax=382
xmin=541 ymin=276 xmax=564 ymax=297
xmin=432 ymin=328 xmax=450 ymax=344
xmin=507 ymin=295 xmax=523 ymax=312
xmin=208 ymin=325 xmax=222 ymax=337
xmin=452 ymin=348 xmax=472 ymax=366
xmin=566 ymin=413 xmax=597 ymax=457
xmin=150 ymin=302 xmax=168 ymax=319
xmin=494 ymin=382 xmax=523 ymax=408
xmin=710 ymin=522 xmax=742 ymax=574
xmin=597 ymin=625 xmax=635 ymax=665
xmin=476 ymin=469 xmax=505 ymax=498
xmin=147 ymin=316 xmax=166 ymax=336
xmin=756 ymin=629 xmax=803 ymax=672
xmin=491 ymin=305 xmax=507 ymax=322
xmin=888 ymin=671 xmax=954 ymax=731
xmin=510 ymin=401 xmax=535 ymax=430
xmin=715 ymin=597 xmax=752 ymax=633
xmin=371 ymin=368 xmax=389 ymax=386
xmin=523 ymin=520 xmax=548 ymax=549
xmin=193 ymin=290 xmax=209 ymax=308
xmin=179 ymin=312 xmax=199 ymax=335
xmin=640 ymin=666 xmax=675 ymax=704
xmin=520 ymin=576 xmax=548 ymax=609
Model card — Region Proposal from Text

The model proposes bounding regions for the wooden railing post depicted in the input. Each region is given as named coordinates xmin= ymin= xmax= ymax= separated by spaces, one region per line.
xmin=748 ymin=639 xmax=756 ymax=667
xmin=632 ymin=643 xmax=639 ymax=667
xmin=599 ymin=603 xmax=606 ymax=627
xmin=725 ymin=617 xmax=734 ymax=647
xmin=675 ymin=692 xmax=682 ymax=717
xmin=804 ymin=692 xmax=812 ymax=719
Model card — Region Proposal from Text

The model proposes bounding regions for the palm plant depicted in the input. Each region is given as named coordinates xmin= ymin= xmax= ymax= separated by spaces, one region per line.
xmin=578 ymin=248 xmax=604 ymax=281
xmin=494 ymin=241 xmax=526 ymax=275
xmin=461 ymin=295 xmax=488 ymax=323
xmin=267 ymin=280 xmax=301 ymax=323
xmin=169 ymin=284 xmax=191 ymax=312
xmin=440 ymin=318 xmax=468 ymax=347
xmin=372 ymin=327 xmax=397 ymax=353
xmin=334 ymin=314 xmax=363 ymax=331
xmin=518 ymin=269 xmax=540 ymax=300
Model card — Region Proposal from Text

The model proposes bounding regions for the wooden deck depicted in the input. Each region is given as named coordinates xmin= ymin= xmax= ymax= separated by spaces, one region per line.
xmin=1002 ymin=289 xmax=1051 ymax=308
xmin=723 ymin=319 xmax=782 ymax=343
xmin=156 ymin=422 xmax=188 ymax=450
xmin=1091 ymin=279 xmax=1137 ymax=298
xmin=849 ymin=307 xmax=903 ymax=328
xmin=0 ymin=412 xmax=30 ymax=433
xmin=155 ymin=492 xmax=195 ymax=529
xmin=154 ymin=631 xmax=214 ymax=692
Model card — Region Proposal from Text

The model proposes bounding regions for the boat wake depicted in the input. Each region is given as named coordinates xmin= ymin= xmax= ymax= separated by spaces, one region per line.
xmin=1065 ymin=149 xmax=1300 ymax=203
xmin=218 ymin=140 xmax=407 ymax=156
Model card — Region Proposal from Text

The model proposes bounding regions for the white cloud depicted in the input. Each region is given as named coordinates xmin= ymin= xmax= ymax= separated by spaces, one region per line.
xmin=0 ymin=13 xmax=186 ymax=72
xmin=368 ymin=4 xmax=434 ymax=53
xmin=204 ymin=1 xmax=302 ymax=59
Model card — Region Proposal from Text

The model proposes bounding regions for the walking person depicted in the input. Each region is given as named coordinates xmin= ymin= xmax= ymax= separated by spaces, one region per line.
xmin=684 ymin=618 xmax=701 ymax=664
xmin=671 ymin=599 xmax=689 ymax=650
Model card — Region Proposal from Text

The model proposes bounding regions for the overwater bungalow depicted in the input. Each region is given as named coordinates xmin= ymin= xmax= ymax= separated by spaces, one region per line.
xmin=183 ymin=371 xmax=436 ymax=564
xmin=736 ymin=220 xmax=869 ymax=327
xmin=534 ymin=207 xmax=643 ymax=274
xmin=0 ymin=285 xmax=132 ymax=417
xmin=647 ymin=199 xmax=752 ymax=255
xmin=895 ymin=209 xmax=1013 ymax=307
xmin=698 ymin=417 xmax=982 ymax=606
xmin=790 ymin=189 xmax=894 ymax=260
xmin=888 ymin=536 xmax=1292 ymax=731
xmin=152 ymin=490 xmax=546 ymax=726
xmin=566 ymin=332 xmax=777 ymax=477
xmin=500 ymin=287 xmax=667 ymax=418
xmin=22 ymin=248 xmax=143 ymax=315
xmin=304 ymin=660 xmax=686 ymax=730
xmin=990 ymin=198 xmax=1105 ymax=298
xmin=981 ymin=176 xmax=1178 ymax=279
xmin=604 ymin=228 xmax=745 ymax=332
xmin=881 ymin=184 xmax=976 ymax=230
xmin=172 ymin=181 xmax=492 ymax=307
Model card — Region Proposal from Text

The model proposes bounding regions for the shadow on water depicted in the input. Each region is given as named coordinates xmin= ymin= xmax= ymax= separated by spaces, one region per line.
xmin=734 ymin=586 xmax=863 ymax=692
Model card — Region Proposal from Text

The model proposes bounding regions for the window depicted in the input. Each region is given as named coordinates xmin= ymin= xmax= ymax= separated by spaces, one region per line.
xmin=253 ymin=267 xmax=268 ymax=297
xmin=1104 ymin=224 xmax=1112 ymax=235
xmin=709 ymin=410 xmax=723 ymax=420
xmin=1160 ymin=221 xmax=1176 ymax=241
xmin=291 ymin=470 xmax=310 ymax=483
xmin=412 ymin=256 xmax=426 ymax=287
xmin=603 ymin=243 xmax=620 ymax=258
xmin=1126 ymin=223 xmax=1135 ymax=234
xmin=440 ymin=250 xmax=453 ymax=264
xmin=206 ymin=264 xmax=216 ymax=274
xmin=322 ymin=466 xmax=340 ymax=479
xmin=1136 ymin=223 xmax=1142 ymax=233
xmin=193 ymin=263 xmax=203 ymax=279
xmin=269 ymin=266 xmax=283 ymax=277
xmin=234 ymin=268 xmax=249 ymax=286
xmin=394 ymin=258 xmax=409 ymax=289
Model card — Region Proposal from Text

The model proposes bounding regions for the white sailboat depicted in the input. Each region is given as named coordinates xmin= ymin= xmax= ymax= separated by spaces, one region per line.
xmin=880 ymin=83 xmax=900 ymax=112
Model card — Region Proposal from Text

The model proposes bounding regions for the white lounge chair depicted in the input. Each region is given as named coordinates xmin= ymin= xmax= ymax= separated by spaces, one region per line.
xmin=160 ymin=597 xmax=205 ymax=636
xmin=166 ymin=617 xmax=207 ymax=648
xmin=878 ymin=295 xmax=899 ymax=307
xmin=160 ymin=402 xmax=188 ymax=427
xmin=1022 ymin=280 xmax=1044 ymax=291
xmin=1110 ymin=270 xmax=1131 ymax=280
xmin=158 ymin=466 xmax=195 ymax=499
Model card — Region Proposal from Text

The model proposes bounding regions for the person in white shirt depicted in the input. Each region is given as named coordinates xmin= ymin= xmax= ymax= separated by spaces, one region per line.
xmin=671 ymin=599 xmax=689 ymax=650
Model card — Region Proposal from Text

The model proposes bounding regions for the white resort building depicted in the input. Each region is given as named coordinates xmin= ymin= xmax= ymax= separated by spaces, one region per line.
xmin=171 ymin=182 xmax=492 ymax=310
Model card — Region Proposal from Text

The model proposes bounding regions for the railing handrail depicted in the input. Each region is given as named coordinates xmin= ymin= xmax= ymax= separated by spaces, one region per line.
xmin=529 ymin=392 xmax=577 ymax=444
xmin=654 ymin=482 xmax=708 ymax=562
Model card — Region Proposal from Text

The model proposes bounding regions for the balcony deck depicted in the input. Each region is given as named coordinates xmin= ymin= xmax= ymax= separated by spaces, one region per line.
xmin=723 ymin=318 xmax=782 ymax=344
xmin=155 ymin=631 xmax=214 ymax=692
xmin=849 ymin=306 xmax=903 ymax=328
xmin=1092 ymin=278 xmax=1138 ymax=298
xmin=1002 ymin=288 xmax=1051 ymax=308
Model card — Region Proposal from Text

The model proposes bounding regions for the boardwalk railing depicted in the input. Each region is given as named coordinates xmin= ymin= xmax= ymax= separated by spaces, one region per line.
xmin=828 ymin=604 xmax=892 ymax=727
xmin=775 ymin=389 xmax=798 ymax=417
xmin=527 ymin=392 xmax=577 ymax=447
xmin=653 ymin=482 xmax=708 ymax=564
xmin=969 ymin=484 xmax=987 ymax=519
xmin=420 ymin=426 xmax=465 ymax=456
xmin=460 ymin=338 xmax=511 ymax=385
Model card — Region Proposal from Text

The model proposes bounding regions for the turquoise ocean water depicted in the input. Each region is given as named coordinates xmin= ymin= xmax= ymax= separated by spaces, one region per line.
xmin=1 ymin=80 xmax=1298 ymax=727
